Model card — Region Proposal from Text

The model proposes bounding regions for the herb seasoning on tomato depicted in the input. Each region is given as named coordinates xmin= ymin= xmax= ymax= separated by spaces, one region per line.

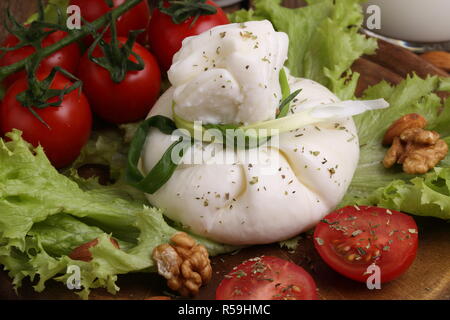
xmin=216 ymin=256 xmax=318 ymax=300
xmin=313 ymin=205 xmax=418 ymax=283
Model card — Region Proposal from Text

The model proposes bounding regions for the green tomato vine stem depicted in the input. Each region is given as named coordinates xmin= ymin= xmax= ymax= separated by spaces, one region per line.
xmin=0 ymin=0 xmax=145 ymax=82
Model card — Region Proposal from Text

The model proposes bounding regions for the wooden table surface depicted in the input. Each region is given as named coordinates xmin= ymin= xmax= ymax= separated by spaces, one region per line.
xmin=0 ymin=0 xmax=449 ymax=300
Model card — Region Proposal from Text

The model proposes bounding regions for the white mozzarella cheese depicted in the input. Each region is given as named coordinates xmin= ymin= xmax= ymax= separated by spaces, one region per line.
xmin=141 ymin=78 xmax=359 ymax=245
xmin=168 ymin=20 xmax=288 ymax=125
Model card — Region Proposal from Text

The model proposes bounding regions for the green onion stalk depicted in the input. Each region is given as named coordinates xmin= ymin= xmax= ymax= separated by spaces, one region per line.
xmin=126 ymin=66 xmax=389 ymax=195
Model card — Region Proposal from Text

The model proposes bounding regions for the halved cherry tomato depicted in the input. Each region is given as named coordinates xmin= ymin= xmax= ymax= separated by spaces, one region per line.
xmin=0 ymin=30 xmax=81 ymax=88
xmin=216 ymin=256 xmax=318 ymax=300
xmin=313 ymin=205 xmax=418 ymax=283
xmin=147 ymin=0 xmax=229 ymax=71
xmin=0 ymin=72 xmax=92 ymax=168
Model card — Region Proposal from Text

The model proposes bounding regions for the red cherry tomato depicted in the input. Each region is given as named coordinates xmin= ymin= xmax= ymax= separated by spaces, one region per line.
xmin=147 ymin=0 xmax=229 ymax=71
xmin=0 ymin=73 xmax=92 ymax=168
xmin=77 ymin=37 xmax=161 ymax=124
xmin=69 ymin=238 xmax=120 ymax=262
xmin=0 ymin=30 xmax=81 ymax=88
xmin=216 ymin=256 xmax=318 ymax=300
xmin=69 ymin=0 xmax=150 ymax=45
xmin=313 ymin=206 xmax=418 ymax=283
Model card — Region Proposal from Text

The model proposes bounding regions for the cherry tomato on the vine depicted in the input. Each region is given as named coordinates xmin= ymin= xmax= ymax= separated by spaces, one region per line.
xmin=77 ymin=37 xmax=161 ymax=124
xmin=0 ymin=73 xmax=92 ymax=168
xmin=0 ymin=30 xmax=81 ymax=88
xmin=69 ymin=0 xmax=150 ymax=45
xmin=147 ymin=0 xmax=229 ymax=71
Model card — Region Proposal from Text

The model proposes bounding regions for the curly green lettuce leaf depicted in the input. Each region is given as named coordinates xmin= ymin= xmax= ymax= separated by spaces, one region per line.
xmin=65 ymin=127 xmax=150 ymax=205
xmin=2 ymin=209 xmax=174 ymax=299
xmin=0 ymin=130 xmax=142 ymax=247
xmin=29 ymin=214 xmax=122 ymax=257
xmin=359 ymin=168 xmax=450 ymax=220
xmin=278 ymin=235 xmax=301 ymax=251
xmin=0 ymin=130 xmax=236 ymax=298
xmin=69 ymin=129 xmax=129 ymax=180
xmin=229 ymin=0 xmax=377 ymax=100
xmin=340 ymin=75 xmax=450 ymax=220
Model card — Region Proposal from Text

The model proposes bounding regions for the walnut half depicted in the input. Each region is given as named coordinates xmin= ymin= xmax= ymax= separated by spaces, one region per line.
xmin=382 ymin=113 xmax=427 ymax=146
xmin=152 ymin=232 xmax=212 ymax=297
xmin=383 ymin=121 xmax=448 ymax=174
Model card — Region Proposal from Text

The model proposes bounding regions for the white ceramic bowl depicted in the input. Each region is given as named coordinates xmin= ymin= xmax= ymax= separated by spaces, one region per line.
xmin=364 ymin=0 xmax=450 ymax=43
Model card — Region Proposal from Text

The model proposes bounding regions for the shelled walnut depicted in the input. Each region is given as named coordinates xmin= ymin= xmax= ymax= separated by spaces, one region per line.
xmin=382 ymin=113 xmax=427 ymax=146
xmin=152 ymin=232 xmax=212 ymax=297
xmin=382 ymin=114 xmax=448 ymax=174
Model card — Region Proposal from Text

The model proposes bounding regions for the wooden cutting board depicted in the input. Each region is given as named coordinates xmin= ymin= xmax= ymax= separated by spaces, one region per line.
xmin=1 ymin=1 xmax=450 ymax=300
